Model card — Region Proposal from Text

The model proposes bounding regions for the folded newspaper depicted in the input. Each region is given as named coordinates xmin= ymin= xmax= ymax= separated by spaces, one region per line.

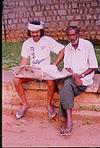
xmin=13 ymin=65 xmax=72 ymax=80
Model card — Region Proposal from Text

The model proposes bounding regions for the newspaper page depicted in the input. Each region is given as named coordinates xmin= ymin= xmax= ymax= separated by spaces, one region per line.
xmin=13 ymin=65 xmax=72 ymax=80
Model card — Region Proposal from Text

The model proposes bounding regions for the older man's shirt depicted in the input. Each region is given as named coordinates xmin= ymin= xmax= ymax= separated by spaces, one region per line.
xmin=64 ymin=38 xmax=98 ymax=86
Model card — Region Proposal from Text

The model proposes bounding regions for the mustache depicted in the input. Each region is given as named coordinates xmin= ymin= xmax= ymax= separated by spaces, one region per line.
xmin=33 ymin=35 xmax=38 ymax=37
xmin=70 ymin=39 xmax=74 ymax=42
xmin=71 ymin=38 xmax=79 ymax=44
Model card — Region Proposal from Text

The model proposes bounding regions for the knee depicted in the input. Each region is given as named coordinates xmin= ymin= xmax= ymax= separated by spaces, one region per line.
xmin=64 ymin=78 xmax=73 ymax=86
xmin=60 ymin=84 xmax=72 ymax=95
xmin=57 ymin=82 xmax=64 ymax=91
xmin=47 ymin=80 xmax=55 ymax=88
xmin=59 ymin=83 xmax=72 ymax=98
xmin=13 ymin=77 xmax=21 ymax=86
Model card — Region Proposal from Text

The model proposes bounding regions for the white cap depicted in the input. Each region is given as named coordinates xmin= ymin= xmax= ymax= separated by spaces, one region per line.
xmin=28 ymin=21 xmax=44 ymax=31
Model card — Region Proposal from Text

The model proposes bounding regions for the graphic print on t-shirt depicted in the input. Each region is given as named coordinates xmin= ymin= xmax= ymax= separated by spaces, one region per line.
xmin=30 ymin=46 xmax=48 ymax=65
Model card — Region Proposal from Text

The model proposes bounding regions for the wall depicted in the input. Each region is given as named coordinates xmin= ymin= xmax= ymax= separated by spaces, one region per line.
xmin=2 ymin=0 xmax=100 ymax=42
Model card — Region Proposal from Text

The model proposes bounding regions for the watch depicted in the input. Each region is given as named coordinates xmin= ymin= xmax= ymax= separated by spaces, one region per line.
xmin=81 ymin=74 xmax=85 ymax=78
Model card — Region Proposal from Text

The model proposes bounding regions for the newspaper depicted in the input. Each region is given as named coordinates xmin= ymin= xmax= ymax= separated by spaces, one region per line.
xmin=13 ymin=65 xmax=72 ymax=80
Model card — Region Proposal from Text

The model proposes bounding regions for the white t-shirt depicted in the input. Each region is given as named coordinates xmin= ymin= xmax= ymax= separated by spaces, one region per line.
xmin=64 ymin=38 xmax=98 ymax=86
xmin=21 ymin=35 xmax=65 ymax=66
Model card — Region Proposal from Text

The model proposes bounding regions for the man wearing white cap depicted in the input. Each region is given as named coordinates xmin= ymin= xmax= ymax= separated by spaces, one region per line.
xmin=14 ymin=20 xmax=65 ymax=119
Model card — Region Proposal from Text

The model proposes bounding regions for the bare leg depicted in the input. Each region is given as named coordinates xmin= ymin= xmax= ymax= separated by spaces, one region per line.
xmin=46 ymin=80 xmax=55 ymax=108
xmin=14 ymin=77 xmax=33 ymax=108
xmin=66 ymin=108 xmax=73 ymax=128
xmin=58 ymin=81 xmax=64 ymax=91
xmin=59 ymin=109 xmax=73 ymax=135
xmin=45 ymin=80 xmax=57 ymax=118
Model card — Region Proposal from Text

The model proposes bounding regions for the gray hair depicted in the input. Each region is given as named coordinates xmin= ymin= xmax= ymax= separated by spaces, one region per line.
xmin=66 ymin=26 xmax=80 ymax=34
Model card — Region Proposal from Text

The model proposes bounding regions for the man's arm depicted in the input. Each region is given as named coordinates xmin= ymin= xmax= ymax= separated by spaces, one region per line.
xmin=65 ymin=67 xmax=97 ymax=78
xmin=53 ymin=48 xmax=65 ymax=66
xmin=79 ymin=68 xmax=97 ymax=78
xmin=74 ymin=68 xmax=97 ymax=86
xmin=65 ymin=67 xmax=97 ymax=86
xmin=20 ymin=57 xmax=29 ymax=65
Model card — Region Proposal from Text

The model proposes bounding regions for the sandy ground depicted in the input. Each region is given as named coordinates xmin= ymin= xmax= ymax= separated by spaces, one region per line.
xmin=2 ymin=113 xmax=100 ymax=147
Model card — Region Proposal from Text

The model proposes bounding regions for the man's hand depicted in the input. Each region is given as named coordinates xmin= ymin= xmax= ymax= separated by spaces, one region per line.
xmin=65 ymin=67 xmax=73 ymax=74
xmin=13 ymin=65 xmax=26 ymax=75
xmin=65 ymin=68 xmax=83 ymax=86
xmin=72 ymin=73 xmax=82 ymax=86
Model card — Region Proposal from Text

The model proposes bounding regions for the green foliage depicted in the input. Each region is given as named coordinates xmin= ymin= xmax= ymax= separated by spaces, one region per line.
xmin=50 ymin=52 xmax=64 ymax=70
xmin=95 ymin=46 xmax=100 ymax=65
xmin=2 ymin=41 xmax=100 ymax=69
xmin=78 ymin=105 xmax=100 ymax=112
xmin=2 ymin=42 xmax=22 ymax=68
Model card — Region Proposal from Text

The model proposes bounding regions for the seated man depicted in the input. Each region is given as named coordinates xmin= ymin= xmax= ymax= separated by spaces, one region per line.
xmin=58 ymin=26 xmax=98 ymax=136
xmin=14 ymin=20 xmax=65 ymax=119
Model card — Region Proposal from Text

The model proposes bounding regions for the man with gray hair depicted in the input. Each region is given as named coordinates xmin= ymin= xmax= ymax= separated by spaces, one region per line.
xmin=58 ymin=26 xmax=98 ymax=136
xmin=14 ymin=20 xmax=65 ymax=119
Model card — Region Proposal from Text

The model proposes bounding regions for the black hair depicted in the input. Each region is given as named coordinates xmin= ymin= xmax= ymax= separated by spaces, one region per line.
xmin=30 ymin=21 xmax=41 ymax=25
xmin=27 ymin=21 xmax=44 ymax=37
xmin=66 ymin=26 xmax=80 ymax=34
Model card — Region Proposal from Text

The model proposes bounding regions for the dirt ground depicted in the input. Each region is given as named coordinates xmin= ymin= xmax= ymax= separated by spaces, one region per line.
xmin=2 ymin=113 xmax=100 ymax=147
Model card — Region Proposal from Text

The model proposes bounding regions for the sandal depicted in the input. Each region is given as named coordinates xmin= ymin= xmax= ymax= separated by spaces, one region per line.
xmin=47 ymin=106 xmax=57 ymax=119
xmin=16 ymin=106 xmax=28 ymax=119
xmin=59 ymin=123 xmax=73 ymax=136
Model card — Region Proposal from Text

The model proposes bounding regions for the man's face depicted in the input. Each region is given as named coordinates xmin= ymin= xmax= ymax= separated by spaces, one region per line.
xmin=67 ymin=29 xmax=79 ymax=45
xmin=30 ymin=30 xmax=41 ymax=42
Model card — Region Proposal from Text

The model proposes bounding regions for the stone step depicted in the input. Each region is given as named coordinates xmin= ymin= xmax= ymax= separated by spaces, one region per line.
xmin=23 ymin=74 xmax=100 ymax=93
xmin=3 ymin=83 xmax=100 ymax=110
xmin=2 ymin=104 xmax=100 ymax=123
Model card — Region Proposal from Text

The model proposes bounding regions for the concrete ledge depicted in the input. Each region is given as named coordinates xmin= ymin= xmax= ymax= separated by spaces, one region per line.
xmin=85 ymin=74 xmax=100 ymax=93
xmin=22 ymin=74 xmax=100 ymax=110
xmin=23 ymin=74 xmax=100 ymax=93
xmin=2 ymin=104 xmax=100 ymax=123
